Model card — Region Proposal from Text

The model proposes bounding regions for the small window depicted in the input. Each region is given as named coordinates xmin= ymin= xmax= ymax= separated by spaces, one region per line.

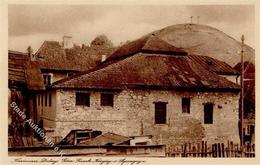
xmin=67 ymin=72 xmax=75 ymax=77
xmin=45 ymin=93 xmax=48 ymax=107
xmin=76 ymin=93 xmax=90 ymax=106
xmin=38 ymin=95 xmax=40 ymax=106
xmin=154 ymin=102 xmax=167 ymax=124
xmin=41 ymin=94 xmax=43 ymax=106
xmin=182 ymin=97 xmax=190 ymax=113
xmin=43 ymin=74 xmax=51 ymax=85
xmin=204 ymin=103 xmax=213 ymax=124
xmin=49 ymin=93 xmax=52 ymax=107
xmin=101 ymin=93 xmax=114 ymax=107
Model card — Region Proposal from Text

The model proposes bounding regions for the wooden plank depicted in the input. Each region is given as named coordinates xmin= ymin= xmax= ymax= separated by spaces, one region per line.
xmin=188 ymin=143 xmax=191 ymax=157
xmin=205 ymin=141 xmax=207 ymax=157
xmin=212 ymin=144 xmax=215 ymax=157
xmin=201 ymin=141 xmax=204 ymax=157
xmin=183 ymin=143 xmax=187 ymax=157
xmin=217 ymin=143 xmax=220 ymax=157
xmin=226 ymin=141 xmax=230 ymax=157
xmin=221 ymin=143 xmax=225 ymax=157
xmin=197 ymin=143 xmax=200 ymax=157
xmin=8 ymin=137 xmax=14 ymax=147
xmin=230 ymin=141 xmax=234 ymax=157
xmin=18 ymin=136 xmax=24 ymax=146
xmin=192 ymin=146 xmax=196 ymax=157
xmin=22 ymin=137 xmax=28 ymax=147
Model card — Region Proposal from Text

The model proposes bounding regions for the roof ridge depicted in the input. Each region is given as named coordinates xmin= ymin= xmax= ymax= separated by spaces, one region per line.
xmin=105 ymin=34 xmax=187 ymax=62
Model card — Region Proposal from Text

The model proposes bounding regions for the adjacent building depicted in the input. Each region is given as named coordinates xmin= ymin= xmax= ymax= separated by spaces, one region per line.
xmin=8 ymin=50 xmax=45 ymax=137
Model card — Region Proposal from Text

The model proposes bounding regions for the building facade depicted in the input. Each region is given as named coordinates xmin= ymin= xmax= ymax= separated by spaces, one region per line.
xmin=36 ymin=35 xmax=241 ymax=146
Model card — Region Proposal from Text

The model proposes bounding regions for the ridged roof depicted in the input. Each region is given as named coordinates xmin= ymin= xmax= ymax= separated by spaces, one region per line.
xmin=105 ymin=35 xmax=187 ymax=62
xmin=35 ymin=41 xmax=114 ymax=71
xmin=188 ymin=55 xmax=239 ymax=75
xmin=53 ymin=53 xmax=240 ymax=91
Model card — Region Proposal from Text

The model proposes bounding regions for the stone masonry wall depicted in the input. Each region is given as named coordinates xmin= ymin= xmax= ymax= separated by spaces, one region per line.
xmin=52 ymin=89 xmax=240 ymax=146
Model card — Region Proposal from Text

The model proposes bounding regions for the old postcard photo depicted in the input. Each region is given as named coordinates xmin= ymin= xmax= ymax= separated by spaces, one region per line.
xmin=1 ymin=0 xmax=259 ymax=164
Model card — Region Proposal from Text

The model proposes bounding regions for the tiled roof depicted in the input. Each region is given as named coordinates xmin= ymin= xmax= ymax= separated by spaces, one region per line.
xmin=8 ymin=50 xmax=45 ymax=90
xmin=53 ymin=53 xmax=240 ymax=91
xmin=105 ymin=35 xmax=187 ymax=62
xmin=233 ymin=61 xmax=255 ymax=79
xmin=105 ymin=35 xmax=238 ymax=76
xmin=188 ymin=55 xmax=240 ymax=75
xmin=35 ymin=41 xmax=114 ymax=71
xmin=52 ymin=35 xmax=240 ymax=91
xmin=79 ymin=132 xmax=130 ymax=145
xmin=8 ymin=50 xmax=28 ymax=83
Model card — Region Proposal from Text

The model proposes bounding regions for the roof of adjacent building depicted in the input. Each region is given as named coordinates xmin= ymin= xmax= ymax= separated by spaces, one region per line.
xmin=35 ymin=41 xmax=114 ymax=72
xmin=8 ymin=50 xmax=45 ymax=90
xmin=79 ymin=132 xmax=130 ymax=146
xmin=233 ymin=61 xmax=255 ymax=79
xmin=52 ymin=35 xmax=240 ymax=91
xmin=8 ymin=50 xmax=28 ymax=83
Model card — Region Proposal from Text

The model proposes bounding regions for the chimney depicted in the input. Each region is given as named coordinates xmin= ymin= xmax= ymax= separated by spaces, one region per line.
xmin=63 ymin=36 xmax=73 ymax=49
xmin=27 ymin=46 xmax=35 ymax=61
xmin=101 ymin=54 xmax=106 ymax=62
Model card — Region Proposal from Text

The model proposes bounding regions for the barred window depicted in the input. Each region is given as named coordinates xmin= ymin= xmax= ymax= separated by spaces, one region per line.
xmin=76 ymin=93 xmax=90 ymax=106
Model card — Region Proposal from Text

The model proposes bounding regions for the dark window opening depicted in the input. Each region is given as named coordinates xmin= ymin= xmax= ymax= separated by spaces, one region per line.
xmin=76 ymin=93 xmax=90 ymax=106
xmin=101 ymin=93 xmax=114 ymax=107
xmin=248 ymin=125 xmax=254 ymax=135
xmin=204 ymin=103 xmax=213 ymax=124
xmin=45 ymin=93 xmax=48 ymax=107
xmin=182 ymin=97 xmax=190 ymax=113
xmin=38 ymin=95 xmax=40 ymax=106
xmin=67 ymin=72 xmax=75 ymax=77
xmin=41 ymin=94 xmax=43 ymax=106
xmin=154 ymin=102 xmax=167 ymax=124
xmin=43 ymin=75 xmax=51 ymax=86
xmin=49 ymin=93 xmax=52 ymax=107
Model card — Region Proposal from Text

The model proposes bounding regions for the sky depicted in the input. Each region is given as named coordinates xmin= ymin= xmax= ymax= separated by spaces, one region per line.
xmin=8 ymin=4 xmax=255 ymax=52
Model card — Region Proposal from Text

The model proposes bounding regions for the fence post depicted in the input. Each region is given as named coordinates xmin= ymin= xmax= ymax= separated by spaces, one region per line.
xmin=212 ymin=144 xmax=215 ymax=157
xmin=183 ymin=143 xmax=187 ymax=157
xmin=226 ymin=141 xmax=230 ymax=157
xmin=188 ymin=143 xmax=191 ymax=157
xmin=221 ymin=143 xmax=225 ymax=157
xmin=230 ymin=141 xmax=234 ymax=157
xmin=201 ymin=141 xmax=204 ymax=157
xmin=197 ymin=143 xmax=200 ymax=157
xmin=205 ymin=141 xmax=208 ymax=157
xmin=217 ymin=143 xmax=221 ymax=157
xmin=192 ymin=146 xmax=196 ymax=157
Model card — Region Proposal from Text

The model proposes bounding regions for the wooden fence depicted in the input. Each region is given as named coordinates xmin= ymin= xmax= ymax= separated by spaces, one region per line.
xmin=166 ymin=141 xmax=255 ymax=157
